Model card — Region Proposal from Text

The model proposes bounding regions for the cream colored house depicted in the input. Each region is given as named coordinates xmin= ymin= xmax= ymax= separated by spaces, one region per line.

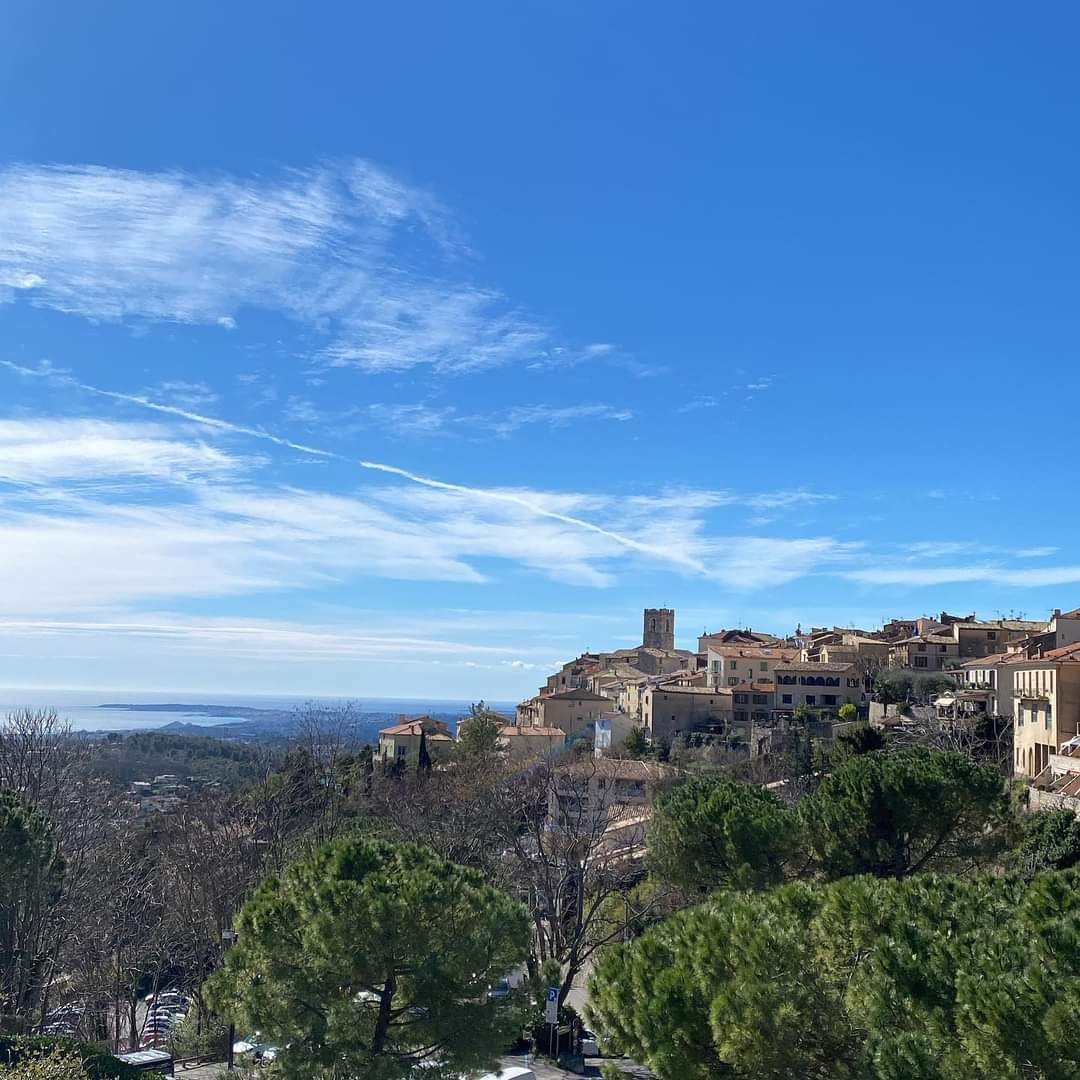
xmin=888 ymin=633 xmax=959 ymax=671
xmin=498 ymin=724 xmax=566 ymax=761
xmin=642 ymin=685 xmax=733 ymax=744
xmin=1010 ymin=643 xmax=1080 ymax=779
xmin=526 ymin=689 xmax=610 ymax=737
xmin=706 ymin=644 xmax=798 ymax=689
xmin=774 ymin=661 xmax=861 ymax=714
xmin=377 ymin=716 xmax=454 ymax=763
xmin=1048 ymin=608 xmax=1080 ymax=648
xmin=957 ymin=653 xmax=1012 ymax=718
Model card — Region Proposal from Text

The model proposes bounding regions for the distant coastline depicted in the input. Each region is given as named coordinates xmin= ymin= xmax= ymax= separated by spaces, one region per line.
xmin=1 ymin=690 xmax=516 ymax=735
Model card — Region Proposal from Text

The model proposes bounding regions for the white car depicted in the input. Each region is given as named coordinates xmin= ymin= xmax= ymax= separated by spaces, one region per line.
xmin=146 ymin=991 xmax=186 ymax=1005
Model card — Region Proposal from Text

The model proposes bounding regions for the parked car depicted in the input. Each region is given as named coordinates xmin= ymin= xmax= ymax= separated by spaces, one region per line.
xmin=145 ymin=991 xmax=186 ymax=1006
xmin=487 ymin=978 xmax=511 ymax=1001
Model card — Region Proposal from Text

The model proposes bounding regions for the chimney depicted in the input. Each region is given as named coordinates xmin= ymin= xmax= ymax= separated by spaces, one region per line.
xmin=1054 ymin=609 xmax=1062 ymax=618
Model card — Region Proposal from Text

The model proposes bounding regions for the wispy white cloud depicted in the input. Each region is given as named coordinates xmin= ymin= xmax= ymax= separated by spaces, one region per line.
xmin=280 ymin=398 xmax=633 ymax=439
xmin=677 ymin=374 xmax=778 ymax=413
xmin=491 ymin=403 xmax=633 ymax=436
xmin=143 ymin=380 xmax=219 ymax=409
xmin=900 ymin=541 xmax=1062 ymax=562
xmin=0 ymin=613 xmax=565 ymax=670
xmin=922 ymin=489 xmax=1001 ymax=502
xmin=362 ymin=402 xmax=458 ymax=435
xmin=0 ymin=161 xmax=572 ymax=375
xmin=845 ymin=565 xmax=1080 ymax=588
xmin=0 ymin=411 xmax=859 ymax=610
xmin=0 ymin=418 xmax=243 ymax=486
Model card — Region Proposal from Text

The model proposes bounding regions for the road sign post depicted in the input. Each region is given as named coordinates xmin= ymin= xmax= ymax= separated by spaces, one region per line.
xmin=546 ymin=988 xmax=558 ymax=1059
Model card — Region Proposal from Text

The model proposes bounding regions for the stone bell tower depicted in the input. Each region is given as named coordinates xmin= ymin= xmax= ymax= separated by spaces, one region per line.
xmin=642 ymin=607 xmax=675 ymax=651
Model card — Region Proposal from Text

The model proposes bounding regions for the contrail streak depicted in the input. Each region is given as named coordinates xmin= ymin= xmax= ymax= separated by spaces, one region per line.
xmin=358 ymin=459 xmax=705 ymax=572
xmin=2 ymin=359 xmax=702 ymax=573
xmin=0 ymin=360 xmax=338 ymax=458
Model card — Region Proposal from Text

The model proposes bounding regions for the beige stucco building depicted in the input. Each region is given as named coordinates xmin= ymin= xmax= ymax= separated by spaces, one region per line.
xmin=1010 ymin=643 xmax=1080 ymax=779
xmin=519 ymin=688 xmax=611 ymax=737
xmin=888 ymin=633 xmax=959 ymax=671
xmin=498 ymin=724 xmax=566 ymax=761
xmin=774 ymin=661 xmax=861 ymax=714
xmin=377 ymin=717 xmax=454 ymax=763
xmin=706 ymin=644 xmax=798 ymax=689
xmin=642 ymin=685 xmax=733 ymax=744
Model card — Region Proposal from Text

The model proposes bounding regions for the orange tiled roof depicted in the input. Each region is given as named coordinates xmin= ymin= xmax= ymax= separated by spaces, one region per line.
xmin=500 ymin=725 xmax=566 ymax=737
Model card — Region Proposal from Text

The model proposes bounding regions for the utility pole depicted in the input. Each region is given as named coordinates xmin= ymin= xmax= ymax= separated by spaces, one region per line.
xmin=222 ymin=929 xmax=238 ymax=1070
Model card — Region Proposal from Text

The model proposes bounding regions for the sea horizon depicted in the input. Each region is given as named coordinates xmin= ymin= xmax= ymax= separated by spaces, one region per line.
xmin=0 ymin=686 xmax=517 ymax=733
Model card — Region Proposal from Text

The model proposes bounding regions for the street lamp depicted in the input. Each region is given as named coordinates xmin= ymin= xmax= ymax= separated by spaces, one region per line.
xmin=222 ymin=930 xmax=239 ymax=1070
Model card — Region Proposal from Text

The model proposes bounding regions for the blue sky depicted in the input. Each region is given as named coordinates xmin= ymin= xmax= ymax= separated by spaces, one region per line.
xmin=1 ymin=1 xmax=1079 ymax=699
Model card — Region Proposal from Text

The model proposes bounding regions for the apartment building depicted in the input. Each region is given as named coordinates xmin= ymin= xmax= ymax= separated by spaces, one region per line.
xmin=521 ymin=688 xmax=611 ymax=737
xmin=642 ymin=684 xmax=733 ymax=744
xmin=1010 ymin=643 xmax=1080 ymax=779
xmin=730 ymin=682 xmax=775 ymax=725
xmin=955 ymin=652 xmax=1013 ymax=718
xmin=706 ymin=644 xmax=799 ymax=689
xmin=774 ymin=661 xmax=861 ymax=714
xmin=888 ymin=632 xmax=959 ymax=671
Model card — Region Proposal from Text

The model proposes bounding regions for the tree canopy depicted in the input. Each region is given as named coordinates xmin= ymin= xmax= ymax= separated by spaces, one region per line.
xmin=1009 ymin=808 xmax=1080 ymax=877
xmin=647 ymin=776 xmax=798 ymax=894
xmin=204 ymin=836 xmax=529 ymax=1080
xmin=588 ymin=869 xmax=1080 ymax=1080
xmin=0 ymin=789 xmax=65 ymax=1020
xmin=799 ymin=746 xmax=1008 ymax=879
xmin=454 ymin=702 xmax=507 ymax=760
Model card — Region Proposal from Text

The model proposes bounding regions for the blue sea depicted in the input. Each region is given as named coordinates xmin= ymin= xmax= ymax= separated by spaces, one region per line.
xmin=0 ymin=687 xmax=516 ymax=734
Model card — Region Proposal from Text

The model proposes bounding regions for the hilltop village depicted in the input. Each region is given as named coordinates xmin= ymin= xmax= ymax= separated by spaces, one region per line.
xmin=494 ymin=605 xmax=1080 ymax=797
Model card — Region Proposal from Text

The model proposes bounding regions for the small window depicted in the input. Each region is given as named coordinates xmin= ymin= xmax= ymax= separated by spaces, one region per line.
xmin=917 ymin=644 xmax=927 ymax=652
xmin=728 ymin=677 xmax=738 ymax=687
xmin=731 ymin=660 xmax=737 ymax=669
xmin=914 ymin=656 xmax=928 ymax=668
xmin=782 ymin=694 xmax=792 ymax=705
xmin=987 ymin=631 xmax=997 ymax=640
xmin=760 ymin=662 xmax=768 ymax=671
xmin=806 ymin=695 xmax=816 ymax=706
xmin=824 ymin=695 xmax=837 ymax=706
